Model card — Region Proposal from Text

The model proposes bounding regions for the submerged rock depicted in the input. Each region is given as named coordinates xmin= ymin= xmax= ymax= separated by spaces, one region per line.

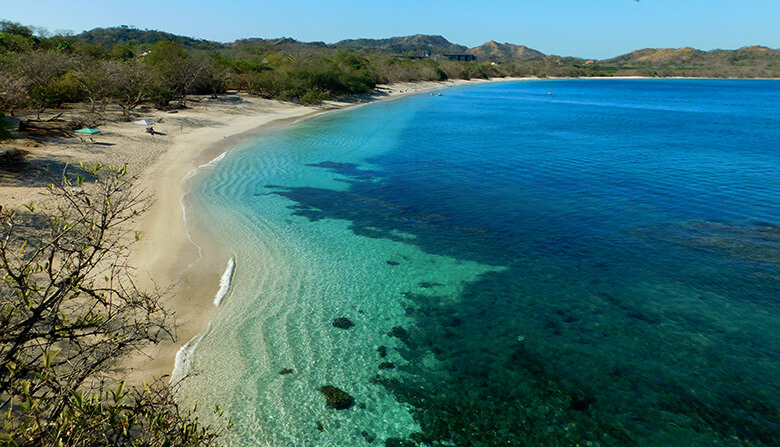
xmin=362 ymin=430 xmax=377 ymax=443
xmin=378 ymin=362 xmax=396 ymax=370
xmin=377 ymin=345 xmax=388 ymax=358
xmin=385 ymin=438 xmax=417 ymax=447
xmin=315 ymin=421 xmax=324 ymax=431
xmin=443 ymin=316 xmax=462 ymax=327
xmin=318 ymin=385 xmax=354 ymax=409
xmin=386 ymin=260 xmax=400 ymax=266
xmin=333 ymin=317 xmax=355 ymax=330
xmin=388 ymin=326 xmax=410 ymax=341
xmin=279 ymin=368 xmax=295 ymax=375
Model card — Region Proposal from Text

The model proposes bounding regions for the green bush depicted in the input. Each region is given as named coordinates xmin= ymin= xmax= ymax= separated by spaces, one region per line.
xmin=244 ymin=56 xmax=377 ymax=103
xmin=300 ymin=88 xmax=330 ymax=104
xmin=53 ymin=71 xmax=86 ymax=103
xmin=0 ymin=112 xmax=12 ymax=139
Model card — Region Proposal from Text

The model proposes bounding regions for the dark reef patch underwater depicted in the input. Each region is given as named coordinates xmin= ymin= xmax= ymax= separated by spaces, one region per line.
xmin=188 ymin=79 xmax=780 ymax=446
xmin=270 ymin=174 xmax=780 ymax=446
xmin=263 ymin=80 xmax=780 ymax=446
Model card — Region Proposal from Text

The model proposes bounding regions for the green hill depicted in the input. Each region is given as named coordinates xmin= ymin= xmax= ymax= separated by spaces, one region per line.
xmin=333 ymin=34 xmax=468 ymax=55
xmin=603 ymin=46 xmax=780 ymax=77
xmin=468 ymin=41 xmax=545 ymax=62
xmin=75 ymin=26 xmax=224 ymax=50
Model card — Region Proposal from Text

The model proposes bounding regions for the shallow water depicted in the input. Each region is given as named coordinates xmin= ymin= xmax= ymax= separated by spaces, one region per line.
xmin=182 ymin=79 xmax=780 ymax=446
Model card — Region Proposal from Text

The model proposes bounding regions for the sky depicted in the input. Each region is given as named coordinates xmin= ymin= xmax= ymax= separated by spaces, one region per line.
xmin=4 ymin=0 xmax=779 ymax=59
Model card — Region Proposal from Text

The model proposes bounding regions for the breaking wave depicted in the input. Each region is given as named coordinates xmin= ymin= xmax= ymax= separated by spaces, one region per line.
xmin=214 ymin=257 xmax=235 ymax=307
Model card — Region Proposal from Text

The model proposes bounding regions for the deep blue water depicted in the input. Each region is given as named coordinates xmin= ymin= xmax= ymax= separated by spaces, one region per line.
xmin=190 ymin=79 xmax=780 ymax=446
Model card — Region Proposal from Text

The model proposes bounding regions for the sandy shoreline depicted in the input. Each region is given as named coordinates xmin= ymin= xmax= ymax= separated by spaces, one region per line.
xmin=0 ymin=77 xmax=530 ymax=384
xmin=124 ymin=100 xmax=317 ymax=383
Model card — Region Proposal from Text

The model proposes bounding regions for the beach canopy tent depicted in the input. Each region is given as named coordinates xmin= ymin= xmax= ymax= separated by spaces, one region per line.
xmin=74 ymin=127 xmax=100 ymax=134
xmin=133 ymin=119 xmax=154 ymax=125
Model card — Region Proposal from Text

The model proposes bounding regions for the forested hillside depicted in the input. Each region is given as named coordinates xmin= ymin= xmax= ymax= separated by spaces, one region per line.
xmin=1 ymin=21 xmax=778 ymax=118
xmin=77 ymin=25 xmax=224 ymax=50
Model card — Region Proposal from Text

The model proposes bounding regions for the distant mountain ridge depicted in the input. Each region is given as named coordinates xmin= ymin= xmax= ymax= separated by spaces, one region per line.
xmin=72 ymin=26 xmax=780 ymax=70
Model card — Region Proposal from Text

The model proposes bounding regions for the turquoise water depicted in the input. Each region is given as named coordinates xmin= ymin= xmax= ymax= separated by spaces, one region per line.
xmin=182 ymin=79 xmax=780 ymax=446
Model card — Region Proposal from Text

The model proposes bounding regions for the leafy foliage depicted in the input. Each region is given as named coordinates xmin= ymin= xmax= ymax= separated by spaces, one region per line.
xmin=0 ymin=164 xmax=228 ymax=446
xmin=247 ymin=52 xmax=376 ymax=103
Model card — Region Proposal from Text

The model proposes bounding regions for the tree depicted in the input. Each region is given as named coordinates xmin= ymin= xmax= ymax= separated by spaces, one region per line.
xmin=145 ymin=41 xmax=209 ymax=107
xmin=0 ymin=164 xmax=228 ymax=446
xmin=39 ymin=34 xmax=76 ymax=54
xmin=109 ymin=59 xmax=153 ymax=117
xmin=15 ymin=51 xmax=74 ymax=118
xmin=188 ymin=53 xmax=225 ymax=99
xmin=72 ymin=57 xmax=116 ymax=113
xmin=0 ymin=22 xmax=33 ymax=39
xmin=212 ymin=54 xmax=271 ymax=93
xmin=0 ymin=22 xmax=36 ymax=53
xmin=108 ymin=43 xmax=136 ymax=61
xmin=0 ymin=72 xmax=28 ymax=116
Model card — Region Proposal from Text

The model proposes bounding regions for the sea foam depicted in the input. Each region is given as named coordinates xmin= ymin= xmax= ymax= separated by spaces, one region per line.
xmin=183 ymin=151 xmax=228 ymax=182
xmin=170 ymin=323 xmax=210 ymax=386
xmin=214 ymin=257 xmax=236 ymax=307
xmin=170 ymin=257 xmax=234 ymax=385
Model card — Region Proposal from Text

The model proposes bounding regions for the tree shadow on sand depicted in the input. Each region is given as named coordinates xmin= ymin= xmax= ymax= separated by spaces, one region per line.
xmin=0 ymin=149 xmax=94 ymax=190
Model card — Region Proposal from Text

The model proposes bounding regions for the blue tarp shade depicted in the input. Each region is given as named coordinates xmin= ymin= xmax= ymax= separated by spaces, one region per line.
xmin=74 ymin=128 xmax=100 ymax=134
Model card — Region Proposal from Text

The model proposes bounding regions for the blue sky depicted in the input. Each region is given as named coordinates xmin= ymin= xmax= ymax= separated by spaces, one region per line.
xmin=4 ymin=0 xmax=778 ymax=59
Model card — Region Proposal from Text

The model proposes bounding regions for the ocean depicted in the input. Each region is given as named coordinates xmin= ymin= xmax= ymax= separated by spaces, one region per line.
xmin=178 ymin=79 xmax=780 ymax=446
